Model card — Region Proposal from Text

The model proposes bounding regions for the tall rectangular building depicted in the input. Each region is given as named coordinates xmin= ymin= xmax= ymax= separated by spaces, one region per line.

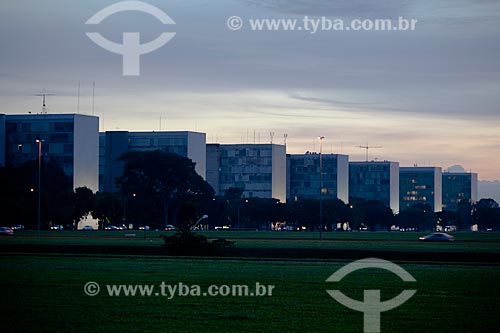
xmin=206 ymin=144 xmax=221 ymax=195
xmin=99 ymin=131 xmax=206 ymax=193
xmin=207 ymin=144 xmax=287 ymax=202
xmin=442 ymin=172 xmax=478 ymax=211
xmin=287 ymin=153 xmax=349 ymax=203
xmin=400 ymin=167 xmax=442 ymax=212
xmin=0 ymin=114 xmax=5 ymax=167
xmin=349 ymin=161 xmax=399 ymax=212
xmin=2 ymin=113 xmax=99 ymax=191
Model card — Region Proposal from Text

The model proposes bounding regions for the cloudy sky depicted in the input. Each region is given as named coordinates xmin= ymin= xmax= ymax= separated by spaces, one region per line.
xmin=1 ymin=0 xmax=499 ymax=186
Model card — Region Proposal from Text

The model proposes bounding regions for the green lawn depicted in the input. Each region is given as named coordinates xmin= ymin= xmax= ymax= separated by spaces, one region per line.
xmin=13 ymin=230 xmax=500 ymax=242
xmin=2 ymin=231 xmax=500 ymax=254
xmin=0 ymin=255 xmax=498 ymax=332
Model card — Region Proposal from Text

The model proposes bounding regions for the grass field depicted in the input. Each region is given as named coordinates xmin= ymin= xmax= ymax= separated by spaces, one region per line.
xmin=3 ymin=231 xmax=500 ymax=254
xmin=0 ymin=255 xmax=499 ymax=332
xmin=1 ymin=232 xmax=499 ymax=332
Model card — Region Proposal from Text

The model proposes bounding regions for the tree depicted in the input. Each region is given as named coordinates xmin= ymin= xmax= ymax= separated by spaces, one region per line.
xmin=117 ymin=151 xmax=214 ymax=228
xmin=436 ymin=210 xmax=462 ymax=229
xmin=224 ymin=187 xmax=244 ymax=201
xmin=395 ymin=206 xmax=436 ymax=231
xmin=472 ymin=198 xmax=500 ymax=231
xmin=323 ymin=199 xmax=351 ymax=231
xmin=92 ymin=192 xmax=123 ymax=229
xmin=356 ymin=200 xmax=394 ymax=231
xmin=0 ymin=159 xmax=73 ymax=229
xmin=204 ymin=196 xmax=230 ymax=228
xmin=457 ymin=201 xmax=473 ymax=230
xmin=72 ymin=187 xmax=95 ymax=230
xmin=242 ymin=198 xmax=286 ymax=230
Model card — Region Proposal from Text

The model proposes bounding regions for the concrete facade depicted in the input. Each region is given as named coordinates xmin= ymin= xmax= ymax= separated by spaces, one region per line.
xmin=442 ymin=172 xmax=478 ymax=211
xmin=99 ymin=131 xmax=206 ymax=193
xmin=206 ymin=144 xmax=287 ymax=202
xmin=287 ymin=153 xmax=349 ymax=203
xmin=349 ymin=161 xmax=399 ymax=212
xmin=2 ymin=113 xmax=99 ymax=192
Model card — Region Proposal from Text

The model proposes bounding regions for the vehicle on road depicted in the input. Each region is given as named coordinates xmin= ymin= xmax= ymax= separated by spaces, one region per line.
xmin=104 ymin=225 xmax=119 ymax=230
xmin=82 ymin=226 xmax=94 ymax=231
xmin=0 ymin=227 xmax=14 ymax=236
xmin=419 ymin=232 xmax=454 ymax=242
xmin=50 ymin=225 xmax=64 ymax=230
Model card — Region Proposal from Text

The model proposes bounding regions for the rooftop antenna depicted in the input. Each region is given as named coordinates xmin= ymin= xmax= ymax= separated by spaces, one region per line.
xmin=283 ymin=133 xmax=288 ymax=146
xmin=77 ymin=81 xmax=80 ymax=113
xmin=357 ymin=143 xmax=382 ymax=161
xmin=269 ymin=132 xmax=275 ymax=144
xmin=35 ymin=90 xmax=55 ymax=114
xmin=92 ymin=81 xmax=96 ymax=115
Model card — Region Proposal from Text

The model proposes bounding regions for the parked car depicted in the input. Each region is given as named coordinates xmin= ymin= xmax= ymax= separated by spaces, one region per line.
xmin=419 ymin=232 xmax=454 ymax=242
xmin=50 ymin=225 xmax=64 ymax=230
xmin=0 ymin=227 xmax=14 ymax=236
xmin=11 ymin=225 xmax=24 ymax=230
xmin=165 ymin=225 xmax=176 ymax=231
xmin=82 ymin=226 xmax=94 ymax=231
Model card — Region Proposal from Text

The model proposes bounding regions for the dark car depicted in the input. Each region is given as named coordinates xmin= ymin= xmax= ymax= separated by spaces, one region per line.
xmin=0 ymin=227 xmax=14 ymax=236
xmin=419 ymin=232 xmax=454 ymax=242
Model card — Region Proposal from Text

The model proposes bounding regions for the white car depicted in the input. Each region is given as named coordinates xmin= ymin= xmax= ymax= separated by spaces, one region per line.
xmin=419 ymin=232 xmax=454 ymax=242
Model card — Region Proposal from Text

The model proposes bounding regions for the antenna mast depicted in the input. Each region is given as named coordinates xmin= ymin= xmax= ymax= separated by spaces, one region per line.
xmin=35 ymin=90 xmax=56 ymax=114
xmin=92 ymin=81 xmax=96 ymax=115
xmin=357 ymin=143 xmax=382 ymax=161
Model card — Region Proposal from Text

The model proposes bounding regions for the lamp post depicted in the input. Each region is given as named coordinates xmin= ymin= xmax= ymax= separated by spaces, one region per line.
xmin=191 ymin=215 xmax=209 ymax=231
xmin=318 ymin=136 xmax=325 ymax=241
xmin=35 ymin=139 xmax=43 ymax=237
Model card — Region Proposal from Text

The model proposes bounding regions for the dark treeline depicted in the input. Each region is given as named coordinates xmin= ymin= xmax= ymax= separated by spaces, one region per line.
xmin=1 ymin=150 xmax=499 ymax=232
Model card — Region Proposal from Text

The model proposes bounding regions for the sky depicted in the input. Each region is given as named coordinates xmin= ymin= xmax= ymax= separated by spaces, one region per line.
xmin=1 ymin=0 xmax=499 ymax=189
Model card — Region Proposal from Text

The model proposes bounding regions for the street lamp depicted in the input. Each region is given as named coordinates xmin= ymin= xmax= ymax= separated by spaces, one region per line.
xmin=191 ymin=215 xmax=209 ymax=231
xmin=318 ymin=136 xmax=325 ymax=241
xmin=35 ymin=139 xmax=43 ymax=237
